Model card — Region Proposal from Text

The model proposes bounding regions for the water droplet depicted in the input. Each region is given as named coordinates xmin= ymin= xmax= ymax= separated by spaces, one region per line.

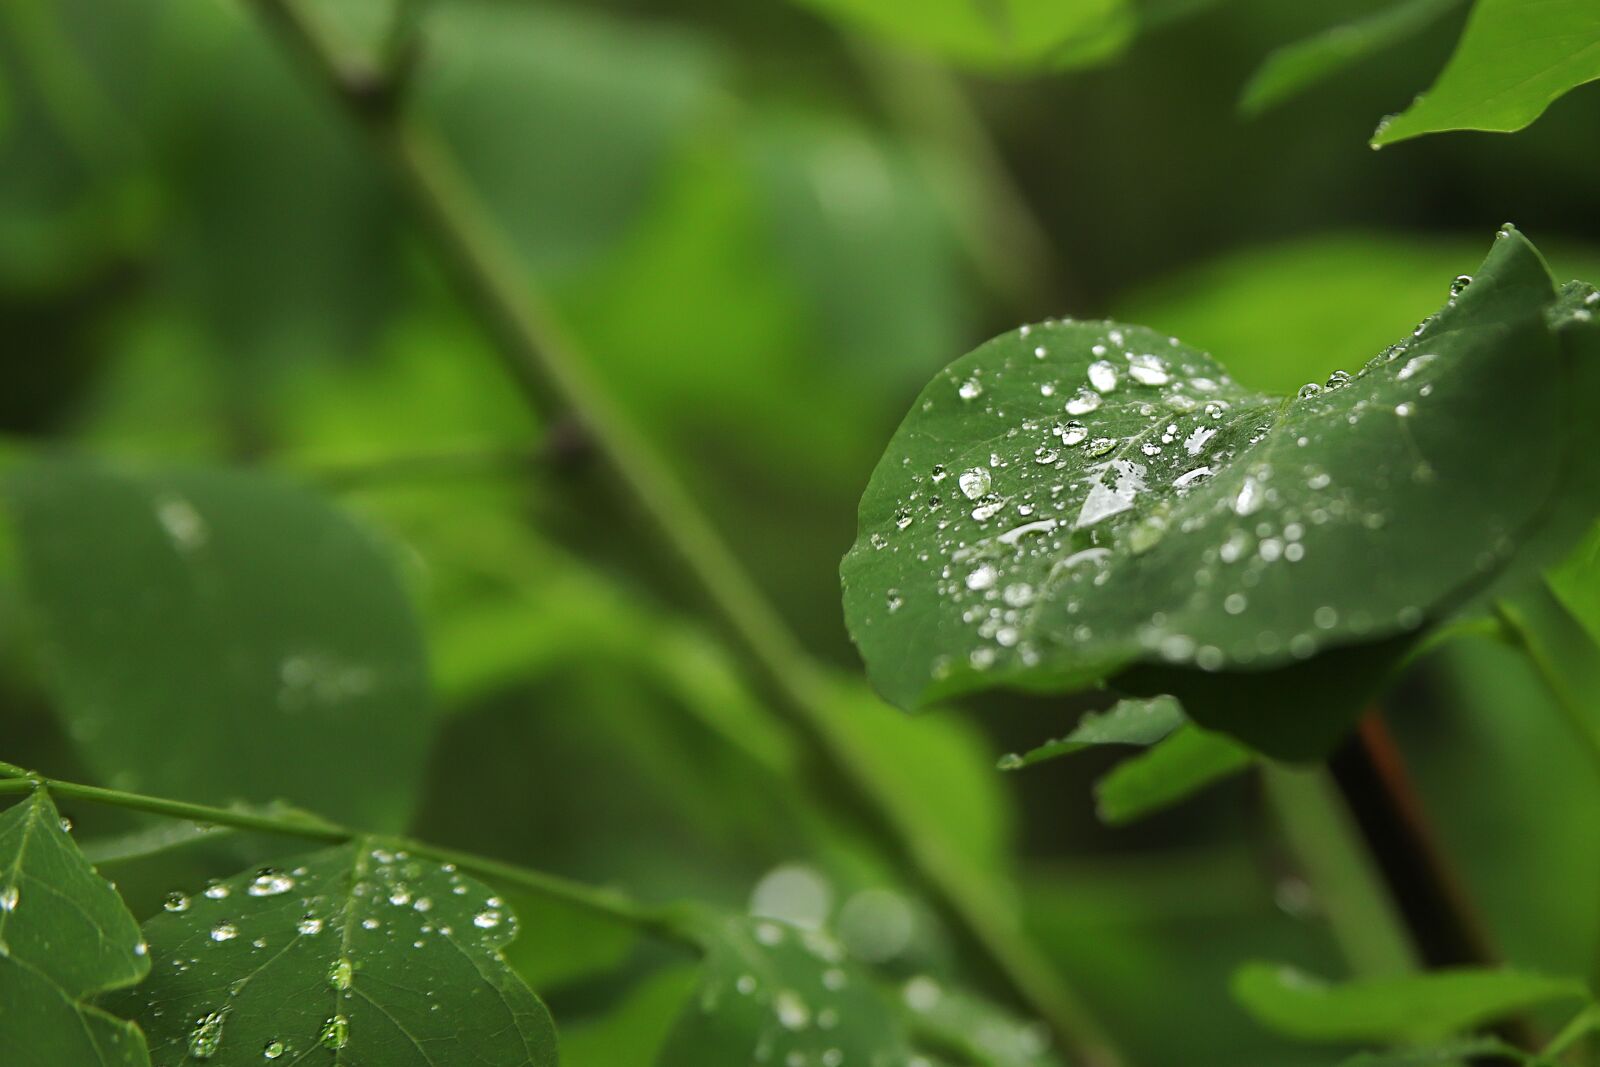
xmin=996 ymin=753 xmax=1024 ymax=771
xmin=1450 ymin=274 xmax=1472 ymax=296
xmin=885 ymin=590 xmax=903 ymax=613
xmin=297 ymin=916 xmax=324 ymax=936
xmin=1395 ymin=402 xmax=1414 ymax=417
xmin=736 ymin=974 xmax=757 ymax=995
xmin=1034 ymin=446 xmax=1059 ymax=465
xmin=1058 ymin=420 xmax=1088 ymax=445
xmin=204 ymin=882 xmax=230 ymax=900
xmin=958 ymin=378 xmax=983 ymax=401
xmin=774 ymin=989 xmax=811 ymax=1030
xmin=1297 ymin=382 xmax=1321 ymax=399
xmin=903 ymin=975 xmax=942 ymax=1013
xmin=1234 ymin=476 xmax=1264 ymax=516
xmin=969 ymin=494 xmax=1007 ymax=522
xmin=263 ymin=1039 xmax=286 ymax=1060
xmin=1066 ymin=389 xmax=1101 ymax=416
xmin=210 ymin=921 xmax=238 ymax=943
xmin=319 ymin=1014 xmax=350 ymax=1051
xmin=1088 ymin=360 xmax=1119 ymax=393
xmin=328 ymin=957 xmax=353 ymax=991
xmin=188 ymin=1011 xmax=226 ymax=1059
xmin=894 ymin=508 xmax=913 ymax=530
xmin=1397 ymin=353 xmax=1436 ymax=381
xmin=1224 ymin=593 xmax=1247 ymax=615
xmin=474 ymin=909 xmax=502 ymax=929
xmin=0 ymin=886 xmax=17 ymax=912
xmin=163 ymin=891 xmax=191 ymax=913
xmin=1127 ymin=353 xmax=1169 ymax=385
xmin=965 ymin=564 xmax=998 ymax=591
xmin=247 ymin=871 xmax=295 ymax=897
xmin=1085 ymin=437 xmax=1117 ymax=457
xmin=1324 ymin=370 xmax=1352 ymax=389
xmin=958 ymin=467 xmax=991 ymax=500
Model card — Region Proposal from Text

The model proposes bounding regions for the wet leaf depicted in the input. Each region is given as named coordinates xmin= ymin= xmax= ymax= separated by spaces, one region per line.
xmin=894 ymin=975 xmax=1065 ymax=1066
xmin=1232 ymin=961 xmax=1590 ymax=1041
xmin=999 ymin=695 xmax=1184 ymax=771
xmin=116 ymin=841 xmax=558 ymax=1066
xmin=0 ymin=789 xmax=152 ymax=1067
xmin=5 ymin=460 xmax=433 ymax=830
xmin=842 ymin=227 xmax=1582 ymax=756
xmin=1371 ymin=0 xmax=1600 ymax=145
xmin=656 ymin=913 xmax=912 ymax=1067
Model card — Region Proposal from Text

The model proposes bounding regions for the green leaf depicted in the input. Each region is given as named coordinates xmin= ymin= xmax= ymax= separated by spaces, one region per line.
xmin=1550 ymin=524 xmax=1600 ymax=650
xmin=656 ymin=913 xmax=913 ymax=1066
xmin=6 ymin=459 xmax=433 ymax=830
xmin=560 ymin=965 xmax=700 ymax=1067
xmin=0 ymin=789 xmax=152 ymax=1067
xmin=1240 ymin=0 xmax=1465 ymax=115
xmin=790 ymin=0 xmax=1132 ymax=71
xmin=1371 ymin=0 xmax=1600 ymax=145
xmin=116 ymin=841 xmax=558 ymax=1066
xmin=842 ymin=226 xmax=1578 ymax=757
xmin=1335 ymin=1037 xmax=1527 ymax=1066
xmin=998 ymin=695 xmax=1184 ymax=770
xmin=1093 ymin=726 xmax=1255 ymax=824
xmin=1232 ymin=961 xmax=1590 ymax=1041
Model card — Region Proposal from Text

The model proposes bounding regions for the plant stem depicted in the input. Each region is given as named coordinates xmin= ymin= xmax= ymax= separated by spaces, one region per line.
xmin=1494 ymin=600 xmax=1600 ymax=784
xmin=244 ymin=4 xmax=1122 ymax=1062
xmin=1328 ymin=710 xmax=1538 ymax=1050
xmin=1260 ymin=765 xmax=1417 ymax=979
xmin=0 ymin=772 xmax=692 ymax=945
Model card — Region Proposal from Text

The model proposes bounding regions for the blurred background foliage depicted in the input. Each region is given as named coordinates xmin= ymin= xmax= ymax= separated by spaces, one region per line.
xmin=2 ymin=0 xmax=1599 ymax=1064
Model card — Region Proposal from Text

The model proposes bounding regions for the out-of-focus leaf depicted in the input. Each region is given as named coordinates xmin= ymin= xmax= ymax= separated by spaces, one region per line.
xmin=842 ymin=228 xmax=1574 ymax=760
xmin=656 ymin=913 xmax=912 ymax=1066
xmin=790 ymin=0 xmax=1133 ymax=70
xmin=811 ymin=680 xmax=1015 ymax=882
xmin=1335 ymin=1037 xmax=1525 ymax=1066
xmin=1231 ymin=961 xmax=1589 ymax=1041
xmin=1240 ymin=0 xmax=1464 ymax=115
xmin=117 ymin=842 xmax=558 ymax=1066
xmin=0 ymin=789 xmax=151 ymax=1067
xmin=999 ymin=695 xmax=1184 ymax=770
xmin=1371 ymin=0 xmax=1600 ymax=145
xmin=419 ymin=1 xmax=721 ymax=277
xmin=6 ymin=459 xmax=433 ymax=830
xmin=561 ymin=965 xmax=700 ymax=1067
xmin=1550 ymin=524 xmax=1600 ymax=650
xmin=501 ymin=890 xmax=638 ymax=993
xmin=1093 ymin=726 xmax=1255 ymax=824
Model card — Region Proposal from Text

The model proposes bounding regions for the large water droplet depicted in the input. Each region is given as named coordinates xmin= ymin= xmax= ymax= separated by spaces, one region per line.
xmin=319 ymin=1015 xmax=350 ymax=1051
xmin=958 ymin=467 xmax=991 ymax=500
xmin=1088 ymin=361 xmax=1119 ymax=393
xmin=188 ymin=1011 xmax=226 ymax=1060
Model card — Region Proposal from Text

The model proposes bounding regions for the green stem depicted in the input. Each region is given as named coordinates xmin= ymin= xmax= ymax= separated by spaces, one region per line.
xmin=0 ymin=772 xmax=691 ymax=944
xmin=243 ymin=4 xmax=1123 ymax=1063
xmin=1260 ymin=765 xmax=1418 ymax=978
xmin=1494 ymin=601 xmax=1600 ymax=783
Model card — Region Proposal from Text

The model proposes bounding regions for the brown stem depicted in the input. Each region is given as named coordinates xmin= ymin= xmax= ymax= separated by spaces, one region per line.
xmin=1329 ymin=708 xmax=1538 ymax=1050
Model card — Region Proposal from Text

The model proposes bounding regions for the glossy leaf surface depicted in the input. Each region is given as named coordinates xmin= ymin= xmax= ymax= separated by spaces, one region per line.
xmin=118 ymin=842 xmax=558 ymax=1066
xmin=0 ymin=789 xmax=152 ymax=1067
xmin=843 ymin=228 xmax=1579 ymax=756
xmin=1372 ymin=0 xmax=1600 ymax=145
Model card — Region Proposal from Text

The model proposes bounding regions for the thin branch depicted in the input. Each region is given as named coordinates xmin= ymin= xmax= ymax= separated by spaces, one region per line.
xmin=0 ymin=772 xmax=690 ymax=944
xmin=242 ymin=3 xmax=1123 ymax=1062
